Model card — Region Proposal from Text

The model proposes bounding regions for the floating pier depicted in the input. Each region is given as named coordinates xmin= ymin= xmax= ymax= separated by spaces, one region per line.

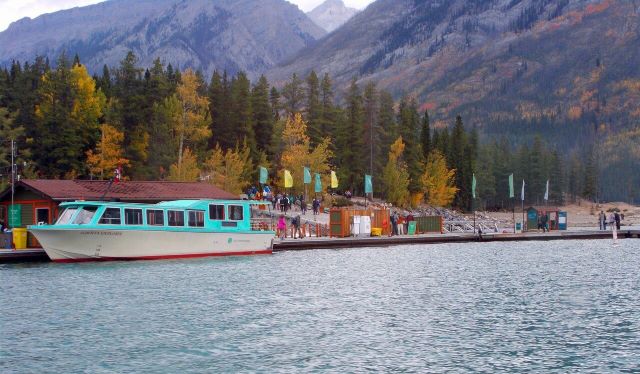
xmin=1 ymin=230 xmax=637 ymax=263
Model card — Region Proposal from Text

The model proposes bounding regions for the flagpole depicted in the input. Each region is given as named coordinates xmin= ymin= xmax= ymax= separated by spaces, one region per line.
xmin=512 ymin=198 xmax=515 ymax=234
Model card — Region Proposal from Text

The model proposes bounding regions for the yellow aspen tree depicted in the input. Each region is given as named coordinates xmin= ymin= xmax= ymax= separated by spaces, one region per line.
xmin=86 ymin=124 xmax=130 ymax=178
xmin=175 ymin=69 xmax=211 ymax=169
xmin=422 ymin=150 xmax=458 ymax=207
xmin=382 ymin=137 xmax=410 ymax=207
xmin=168 ymin=147 xmax=200 ymax=181
xmin=279 ymin=113 xmax=332 ymax=194
xmin=203 ymin=142 xmax=252 ymax=194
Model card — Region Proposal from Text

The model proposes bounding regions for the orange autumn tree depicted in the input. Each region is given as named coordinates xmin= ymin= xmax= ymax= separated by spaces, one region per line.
xmin=86 ymin=124 xmax=130 ymax=179
xmin=279 ymin=113 xmax=332 ymax=194
xmin=421 ymin=150 xmax=458 ymax=207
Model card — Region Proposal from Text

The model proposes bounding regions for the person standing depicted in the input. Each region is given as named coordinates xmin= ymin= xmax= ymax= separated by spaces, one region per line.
xmin=540 ymin=212 xmax=548 ymax=233
xmin=608 ymin=212 xmax=615 ymax=230
xmin=276 ymin=215 xmax=287 ymax=239
xmin=292 ymin=215 xmax=303 ymax=239
xmin=391 ymin=212 xmax=398 ymax=236
xmin=312 ymin=198 xmax=320 ymax=216
xmin=598 ymin=211 xmax=605 ymax=230
xmin=300 ymin=196 xmax=307 ymax=215
xmin=614 ymin=212 xmax=621 ymax=230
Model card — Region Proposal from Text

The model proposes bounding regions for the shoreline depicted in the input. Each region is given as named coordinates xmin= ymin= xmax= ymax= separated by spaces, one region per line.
xmin=2 ymin=228 xmax=638 ymax=263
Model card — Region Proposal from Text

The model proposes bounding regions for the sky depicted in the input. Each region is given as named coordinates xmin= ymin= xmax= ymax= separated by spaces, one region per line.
xmin=0 ymin=0 xmax=375 ymax=32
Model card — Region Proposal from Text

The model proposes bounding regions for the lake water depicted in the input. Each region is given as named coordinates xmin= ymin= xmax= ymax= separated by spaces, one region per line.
xmin=1 ymin=239 xmax=639 ymax=373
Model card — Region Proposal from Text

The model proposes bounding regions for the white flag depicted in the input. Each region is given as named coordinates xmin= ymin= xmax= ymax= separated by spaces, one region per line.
xmin=521 ymin=180 xmax=525 ymax=201
xmin=544 ymin=180 xmax=549 ymax=201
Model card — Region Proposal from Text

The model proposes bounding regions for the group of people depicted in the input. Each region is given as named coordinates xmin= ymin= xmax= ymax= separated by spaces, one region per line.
xmin=276 ymin=214 xmax=305 ymax=240
xmin=598 ymin=210 xmax=623 ymax=231
xmin=387 ymin=211 xmax=415 ymax=236
xmin=537 ymin=212 xmax=549 ymax=233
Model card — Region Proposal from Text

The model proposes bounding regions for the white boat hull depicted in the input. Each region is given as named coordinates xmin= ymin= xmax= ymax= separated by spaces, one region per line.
xmin=30 ymin=228 xmax=273 ymax=262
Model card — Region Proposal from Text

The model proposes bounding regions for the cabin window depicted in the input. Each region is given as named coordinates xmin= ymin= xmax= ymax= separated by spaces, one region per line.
xmin=188 ymin=210 xmax=205 ymax=227
xmin=209 ymin=204 xmax=225 ymax=220
xmin=56 ymin=207 xmax=78 ymax=224
xmin=125 ymin=208 xmax=143 ymax=225
xmin=168 ymin=210 xmax=185 ymax=227
xmin=99 ymin=207 xmax=122 ymax=224
xmin=73 ymin=207 xmax=98 ymax=224
xmin=228 ymin=205 xmax=244 ymax=221
xmin=147 ymin=209 xmax=164 ymax=226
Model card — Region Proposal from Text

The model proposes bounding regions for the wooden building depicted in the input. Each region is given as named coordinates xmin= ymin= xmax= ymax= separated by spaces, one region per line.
xmin=0 ymin=179 xmax=238 ymax=247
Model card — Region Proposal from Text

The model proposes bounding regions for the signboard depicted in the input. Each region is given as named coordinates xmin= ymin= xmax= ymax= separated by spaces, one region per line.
xmin=9 ymin=204 xmax=22 ymax=227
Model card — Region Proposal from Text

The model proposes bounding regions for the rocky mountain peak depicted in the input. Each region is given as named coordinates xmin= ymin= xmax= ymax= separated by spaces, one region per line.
xmin=307 ymin=0 xmax=359 ymax=32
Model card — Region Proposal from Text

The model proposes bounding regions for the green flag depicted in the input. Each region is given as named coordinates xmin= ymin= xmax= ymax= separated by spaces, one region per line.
xmin=259 ymin=166 xmax=268 ymax=184
xmin=472 ymin=173 xmax=477 ymax=199
xmin=364 ymin=174 xmax=373 ymax=194
xmin=314 ymin=173 xmax=322 ymax=193
xmin=303 ymin=167 xmax=311 ymax=184
xmin=508 ymin=173 xmax=514 ymax=198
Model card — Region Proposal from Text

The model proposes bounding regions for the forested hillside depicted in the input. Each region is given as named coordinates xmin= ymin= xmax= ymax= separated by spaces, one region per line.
xmin=2 ymin=52 xmax=627 ymax=210
xmin=273 ymin=0 xmax=640 ymax=203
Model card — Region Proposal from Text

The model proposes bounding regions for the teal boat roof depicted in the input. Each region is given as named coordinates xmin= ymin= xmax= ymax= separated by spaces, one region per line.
xmin=59 ymin=199 xmax=269 ymax=209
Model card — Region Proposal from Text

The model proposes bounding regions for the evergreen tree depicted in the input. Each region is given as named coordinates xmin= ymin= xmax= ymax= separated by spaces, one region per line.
xmin=229 ymin=72 xmax=256 ymax=157
xmin=420 ymin=109 xmax=431 ymax=160
xmin=251 ymin=75 xmax=273 ymax=156
xmin=269 ymin=86 xmax=280 ymax=123
xmin=450 ymin=115 xmax=468 ymax=208
xmin=114 ymin=51 xmax=147 ymax=178
xmin=305 ymin=70 xmax=322 ymax=145
xmin=378 ymin=90 xmax=397 ymax=157
xmin=549 ymin=150 xmax=564 ymax=205
xmin=336 ymin=78 xmax=365 ymax=193
xmin=363 ymin=82 xmax=382 ymax=177
xmin=282 ymin=73 xmax=303 ymax=117
xmin=397 ymin=97 xmax=423 ymax=193
xmin=583 ymin=146 xmax=598 ymax=202
xmin=319 ymin=73 xmax=336 ymax=149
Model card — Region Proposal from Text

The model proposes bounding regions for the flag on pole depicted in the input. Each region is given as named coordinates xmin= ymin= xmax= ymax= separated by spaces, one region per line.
xmin=303 ymin=166 xmax=311 ymax=184
xmin=259 ymin=166 xmax=268 ymax=184
xmin=472 ymin=173 xmax=477 ymax=199
xmin=284 ymin=170 xmax=293 ymax=188
xmin=509 ymin=173 xmax=514 ymax=198
xmin=544 ymin=180 xmax=549 ymax=201
xmin=521 ymin=180 xmax=525 ymax=201
xmin=364 ymin=175 xmax=373 ymax=194
xmin=330 ymin=170 xmax=338 ymax=188
xmin=314 ymin=173 xmax=322 ymax=193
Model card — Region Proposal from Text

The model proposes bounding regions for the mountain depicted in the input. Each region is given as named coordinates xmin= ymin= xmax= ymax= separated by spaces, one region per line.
xmin=0 ymin=0 xmax=325 ymax=78
xmin=307 ymin=0 xmax=359 ymax=32
xmin=271 ymin=0 xmax=640 ymax=136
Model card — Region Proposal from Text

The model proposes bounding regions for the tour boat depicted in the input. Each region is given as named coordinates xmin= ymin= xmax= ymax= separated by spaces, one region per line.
xmin=28 ymin=200 xmax=275 ymax=262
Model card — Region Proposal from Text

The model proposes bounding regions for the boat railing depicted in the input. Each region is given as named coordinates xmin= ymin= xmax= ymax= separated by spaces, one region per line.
xmin=250 ymin=217 xmax=274 ymax=232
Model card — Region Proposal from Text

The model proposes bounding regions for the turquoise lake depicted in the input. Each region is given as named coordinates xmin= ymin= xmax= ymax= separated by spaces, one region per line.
xmin=1 ymin=239 xmax=639 ymax=373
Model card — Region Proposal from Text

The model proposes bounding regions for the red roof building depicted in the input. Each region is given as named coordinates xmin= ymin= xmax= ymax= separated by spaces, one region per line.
xmin=0 ymin=180 xmax=238 ymax=247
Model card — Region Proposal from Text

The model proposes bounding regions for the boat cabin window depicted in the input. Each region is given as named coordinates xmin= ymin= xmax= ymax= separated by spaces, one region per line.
xmin=99 ymin=207 xmax=122 ymax=224
xmin=209 ymin=204 xmax=225 ymax=220
xmin=73 ymin=206 xmax=98 ymax=224
xmin=188 ymin=210 xmax=205 ymax=227
xmin=56 ymin=207 xmax=78 ymax=224
xmin=147 ymin=209 xmax=164 ymax=226
xmin=168 ymin=210 xmax=185 ymax=226
xmin=228 ymin=205 xmax=244 ymax=221
xmin=125 ymin=208 xmax=143 ymax=225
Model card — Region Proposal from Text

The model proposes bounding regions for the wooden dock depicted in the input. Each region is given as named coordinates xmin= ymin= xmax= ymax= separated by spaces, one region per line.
xmin=1 ymin=230 xmax=638 ymax=263
xmin=273 ymin=229 xmax=640 ymax=252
